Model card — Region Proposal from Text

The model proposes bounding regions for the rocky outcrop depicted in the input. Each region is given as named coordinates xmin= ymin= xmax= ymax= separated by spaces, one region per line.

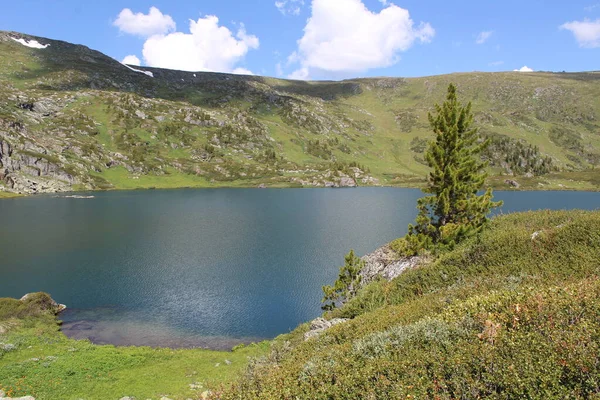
xmin=352 ymin=245 xmax=422 ymax=295
xmin=304 ymin=317 xmax=349 ymax=341
xmin=20 ymin=293 xmax=66 ymax=313
xmin=0 ymin=138 xmax=78 ymax=194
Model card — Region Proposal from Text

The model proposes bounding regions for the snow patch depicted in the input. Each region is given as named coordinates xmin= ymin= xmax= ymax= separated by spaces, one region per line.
xmin=11 ymin=37 xmax=50 ymax=49
xmin=193 ymin=74 xmax=197 ymax=77
xmin=122 ymin=63 xmax=154 ymax=78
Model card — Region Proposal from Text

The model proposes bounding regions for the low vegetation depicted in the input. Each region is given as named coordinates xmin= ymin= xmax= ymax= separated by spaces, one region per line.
xmin=217 ymin=210 xmax=600 ymax=399
xmin=0 ymin=295 xmax=269 ymax=399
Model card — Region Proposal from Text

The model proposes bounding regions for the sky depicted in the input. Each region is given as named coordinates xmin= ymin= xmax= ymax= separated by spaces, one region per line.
xmin=1 ymin=0 xmax=599 ymax=80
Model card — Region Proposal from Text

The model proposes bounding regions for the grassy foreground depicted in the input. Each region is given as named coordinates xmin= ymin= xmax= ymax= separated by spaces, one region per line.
xmin=0 ymin=295 xmax=269 ymax=400
xmin=217 ymin=210 xmax=600 ymax=399
xmin=2 ymin=210 xmax=600 ymax=399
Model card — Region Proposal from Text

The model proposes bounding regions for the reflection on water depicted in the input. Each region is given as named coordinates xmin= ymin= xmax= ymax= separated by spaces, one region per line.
xmin=0 ymin=188 xmax=598 ymax=349
xmin=60 ymin=308 xmax=262 ymax=350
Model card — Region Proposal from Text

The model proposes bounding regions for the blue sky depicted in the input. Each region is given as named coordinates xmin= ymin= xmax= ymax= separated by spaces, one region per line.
xmin=1 ymin=0 xmax=599 ymax=80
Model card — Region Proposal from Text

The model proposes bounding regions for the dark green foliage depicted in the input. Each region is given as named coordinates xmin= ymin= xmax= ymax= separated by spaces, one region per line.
xmin=306 ymin=139 xmax=333 ymax=160
xmin=550 ymin=125 xmax=584 ymax=152
xmin=550 ymin=126 xmax=600 ymax=166
xmin=409 ymin=137 xmax=428 ymax=153
xmin=321 ymin=250 xmax=363 ymax=311
xmin=408 ymin=84 xmax=502 ymax=252
xmin=483 ymin=133 xmax=555 ymax=175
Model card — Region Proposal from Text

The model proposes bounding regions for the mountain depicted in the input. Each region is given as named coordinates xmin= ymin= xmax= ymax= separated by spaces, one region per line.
xmin=1 ymin=31 xmax=599 ymax=195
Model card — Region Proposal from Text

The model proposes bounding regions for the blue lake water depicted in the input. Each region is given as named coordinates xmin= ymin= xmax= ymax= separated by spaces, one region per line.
xmin=0 ymin=188 xmax=598 ymax=349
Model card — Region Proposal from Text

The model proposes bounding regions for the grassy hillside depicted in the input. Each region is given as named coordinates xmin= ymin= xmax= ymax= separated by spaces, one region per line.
xmin=1 ymin=31 xmax=599 ymax=195
xmin=217 ymin=210 xmax=600 ymax=399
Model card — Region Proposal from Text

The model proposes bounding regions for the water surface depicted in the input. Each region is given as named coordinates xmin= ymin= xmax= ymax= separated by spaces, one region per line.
xmin=0 ymin=188 xmax=598 ymax=349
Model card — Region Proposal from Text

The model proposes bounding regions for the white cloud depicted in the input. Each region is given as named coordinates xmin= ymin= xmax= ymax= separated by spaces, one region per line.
xmin=288 ymin=67 xmax=310 ymax=80
xmin=275 ymin=62 xmax=284 ymax=77
xmin=560 ymin=19 xmax=600 ymax=48
xmin=115 ymin=10 xmax=259 ymax=73
xmin=275 ymin=0 xmax=305 ymax=16
xmin=514 ymin=66 xmax=533 ymax=72
xmin=232 ymin=67 xmax=254 ymax=75
xmin=287 ymin=0 xmax=434 ymax=79
xmin=476 ymin=31 xmax=493 ymax=44
xmin=489 ymin=60 xmax=504 ymax=66
xmin=114 ymin=7 xmax=176 ymax=37
xmin=121 ymin=55 xmax=141 ymax=66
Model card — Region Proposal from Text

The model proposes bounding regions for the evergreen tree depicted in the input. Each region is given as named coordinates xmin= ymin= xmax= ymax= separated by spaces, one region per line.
xmin=321 ymin=250 xmax=363 ymax=311
xmin=408 ymin=84 xmax=502 ymax=250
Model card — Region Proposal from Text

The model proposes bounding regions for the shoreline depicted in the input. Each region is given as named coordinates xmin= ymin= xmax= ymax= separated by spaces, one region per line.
xmin=1 ymin=178 xmax=599 ymax=199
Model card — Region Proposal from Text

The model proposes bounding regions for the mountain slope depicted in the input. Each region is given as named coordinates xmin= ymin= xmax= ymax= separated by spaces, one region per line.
xmin=1 ymin=31 xmax=599 ymax=194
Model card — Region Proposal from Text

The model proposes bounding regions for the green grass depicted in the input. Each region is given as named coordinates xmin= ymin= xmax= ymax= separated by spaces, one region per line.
xmin=0 ymin=191 xmax=22 ymax=198
xmin=217 ymin=210 xmax=600 ymax=399
xmin=0 ymin=295 xmax=270 ymax=400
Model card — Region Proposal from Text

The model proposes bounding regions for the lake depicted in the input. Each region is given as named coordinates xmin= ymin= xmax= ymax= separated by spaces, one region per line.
xmin=1 ymin=188 xmax=599 ymax=349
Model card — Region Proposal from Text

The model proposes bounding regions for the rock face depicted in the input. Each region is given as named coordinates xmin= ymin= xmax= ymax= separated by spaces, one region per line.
xmin=0 ymin=138 xmax=77 ymax=194
xmin=304 ymin=317 xmax=349 ymax=341
xmin=354 ymin=245 xmax=422 ymax=294
xmin=339 ymin=176 xmax=357 ymax=188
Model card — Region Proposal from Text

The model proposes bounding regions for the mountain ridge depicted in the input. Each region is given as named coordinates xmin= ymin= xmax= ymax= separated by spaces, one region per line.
xmin=1 ymin=30 xmax=599 ymax=195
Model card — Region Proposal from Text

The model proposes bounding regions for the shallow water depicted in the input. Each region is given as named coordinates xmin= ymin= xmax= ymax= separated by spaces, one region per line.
xmin=0 ymin=188 xmax=598 ymax=348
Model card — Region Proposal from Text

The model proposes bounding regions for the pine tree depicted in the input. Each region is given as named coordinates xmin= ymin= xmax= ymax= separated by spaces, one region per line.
xmin=408 ymin=84 xmax=502 ymax=250
xmin=321 ymin=250 xmax=363 ymax=311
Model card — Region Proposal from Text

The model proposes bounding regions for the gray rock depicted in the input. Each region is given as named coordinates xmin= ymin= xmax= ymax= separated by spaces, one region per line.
xmin=303 ymin=317 xmax=349 ymax=341
xmin=505 ymin=179 xmax=520 ymax=188
xmin=354 ymin=245 xmax=422 ymax=294
xmin=339 ymin=176 xmax=357 ymax=187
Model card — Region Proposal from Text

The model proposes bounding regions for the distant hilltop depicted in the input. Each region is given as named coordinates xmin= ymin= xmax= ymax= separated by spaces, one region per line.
xmin=0 ymin=30 xmax=599 ymax=195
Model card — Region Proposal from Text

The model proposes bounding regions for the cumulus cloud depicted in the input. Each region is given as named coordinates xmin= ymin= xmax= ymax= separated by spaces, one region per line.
xmin=560 ymin=19 xmax=600 ymax=48
xmin=232 ymin=67 xmax=255 ymax=75
xmin=114 ymin=7 xmax=259 ymax=74
xmin=275 ymin=0 xmax=305 ymax=15
xmin=476 ymin=31 xmax=493 ymax=44
xmin=287 ymin=0 xmax=434 ymax=79
xmin=514 ymin=66 xmax=533 ymax=72
xmin=121 ymin=55 xmax=141 ymax=66
xmin=141 ymin=18 xmax=259 ymax=72
xmin=114 ymin=7 xmax=176 ymax=37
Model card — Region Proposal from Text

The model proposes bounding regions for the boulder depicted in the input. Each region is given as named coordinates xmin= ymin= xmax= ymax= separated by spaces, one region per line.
xmin=339 ymin=176 xmax=357 ymax=188
xmin=355 ymin=245 xmax=422 ymax=294
xmin=304 ymin=317 xmax=349 ymax=341
xmin=20 ymin=293 xmax=66 ymax=313
xmin=505 ymin=179 xmax=520 ymax=188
